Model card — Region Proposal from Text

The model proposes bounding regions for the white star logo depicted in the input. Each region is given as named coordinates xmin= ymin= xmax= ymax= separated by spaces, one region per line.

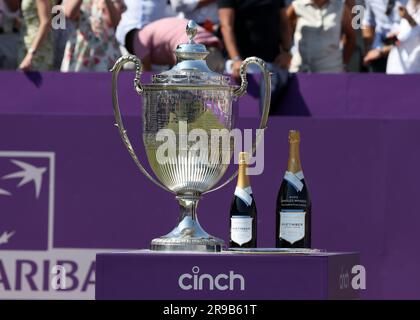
xmin=0 ymin=230 xmax=15 ymax=245
xmin=2 ymin=160 xmax=47 ymax=198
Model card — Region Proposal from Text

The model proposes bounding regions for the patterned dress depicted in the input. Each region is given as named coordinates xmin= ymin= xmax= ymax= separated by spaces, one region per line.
xmin=19 ymin=0 xmax=54 ymax=71
xmin=61 ymin=0 xmax=123 ymax=72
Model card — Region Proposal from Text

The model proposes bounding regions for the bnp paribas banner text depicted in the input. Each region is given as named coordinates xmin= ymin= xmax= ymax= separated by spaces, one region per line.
xmin=0 ymin=151 xmax=114 ymax=299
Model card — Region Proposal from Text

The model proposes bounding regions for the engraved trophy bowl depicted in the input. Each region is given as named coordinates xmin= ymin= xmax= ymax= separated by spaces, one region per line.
xmin=111 ymin=20 xmax=271 ymax=252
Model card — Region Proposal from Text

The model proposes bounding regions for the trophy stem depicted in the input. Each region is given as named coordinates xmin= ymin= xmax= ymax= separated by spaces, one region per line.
xmin=178 ymin=195 xmax=198 ymax=222
xmin=150 ymin=194 xmax=225 ymax=252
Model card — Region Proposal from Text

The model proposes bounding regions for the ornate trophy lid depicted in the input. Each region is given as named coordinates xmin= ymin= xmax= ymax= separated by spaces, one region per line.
xmin=152 ymin=20 xmax=229 ymax=86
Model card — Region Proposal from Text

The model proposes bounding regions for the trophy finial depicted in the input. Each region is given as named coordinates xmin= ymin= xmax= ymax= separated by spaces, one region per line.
xmin=174 ymin=19 xmax=209 ymax=62
xmin=186 ymin=20 xmax=198 ymax=43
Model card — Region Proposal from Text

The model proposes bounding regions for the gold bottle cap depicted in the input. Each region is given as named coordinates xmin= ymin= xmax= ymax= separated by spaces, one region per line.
xmin=238 ymin=152 xmax=249 ymax=165
xmin=289 ymin=130 xmax=300 ymax=143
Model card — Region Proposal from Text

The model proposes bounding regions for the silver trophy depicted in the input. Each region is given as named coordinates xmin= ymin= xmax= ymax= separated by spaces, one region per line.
xmin=111 ymin=20 xmax=271 ymax=252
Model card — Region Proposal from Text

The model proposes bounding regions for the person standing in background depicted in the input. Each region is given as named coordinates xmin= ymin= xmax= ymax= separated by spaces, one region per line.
xmin=218 ymin=0 xmax=292 ymax=78
xmin=116 ymin=1 xmax=222 ymax=71
xmin=218 ymin=0 xmax=292 ymax=107
xmin=363 ymin=0 xmax=408 ymax=72
xmin=61 ymin=0 xmax=125 ymax=72
xmin=386 ymin=0 xmax=420 ymax=73
xmin=170 ymin=0 xmax=223 ymax=71
xmin=346 ymin=0 xmax=366 ymax=72
xmin=52 ymin=0 xmax=73 ymax=70
xmin=0 ymin=0 xmax=20 ymax=70
xmin=287 ymin=0 xmax=356 ymax=73
xmin=124 ymin=17 xmax=223 ymax=71
xmin=18 ymin=0 xmax=54 ymax=71
xmin=115 ymin=0 xmax=175 ymax=55
xmin=170 ymin=0 xmax=219 ymax=31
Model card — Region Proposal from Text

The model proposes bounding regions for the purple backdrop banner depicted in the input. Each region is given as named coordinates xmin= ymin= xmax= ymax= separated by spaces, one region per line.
xmin=1 ymin=71 xmax=420 ymax=299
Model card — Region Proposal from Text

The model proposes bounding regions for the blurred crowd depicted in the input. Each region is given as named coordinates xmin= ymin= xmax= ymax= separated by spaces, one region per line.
xmin=0 ymin=0 xmax=419 ymax=75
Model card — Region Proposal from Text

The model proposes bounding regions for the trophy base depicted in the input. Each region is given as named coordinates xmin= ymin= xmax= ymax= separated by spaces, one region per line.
xmin=150 ymin=216 xmax=224 ymax=252
xmin=150 ymin=238 xmax=223 ymax=252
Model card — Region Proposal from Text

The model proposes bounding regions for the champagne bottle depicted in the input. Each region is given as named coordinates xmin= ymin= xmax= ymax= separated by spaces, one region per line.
xmin=276 ymin=130 xmax=311 ymax=248
xmin=229 ymin=152 xmax=257 ymax=248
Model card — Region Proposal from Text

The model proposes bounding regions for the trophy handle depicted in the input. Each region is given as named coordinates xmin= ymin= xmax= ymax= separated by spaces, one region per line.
xmin=204 ymin=57 xmax=271 ymax=194
xmin=111 ymin=55 xmax=174 ymax=193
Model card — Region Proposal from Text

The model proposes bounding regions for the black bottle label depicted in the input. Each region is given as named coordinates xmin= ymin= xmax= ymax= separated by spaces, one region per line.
xmin=277 ymin=169 xmax=311 ymax=248
xmin=230 ymin=186 xmax=255 ymax=247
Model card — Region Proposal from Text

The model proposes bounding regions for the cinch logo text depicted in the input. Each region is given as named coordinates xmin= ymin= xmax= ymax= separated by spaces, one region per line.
xmin=178 ymin=266 xmax=245 ymax=291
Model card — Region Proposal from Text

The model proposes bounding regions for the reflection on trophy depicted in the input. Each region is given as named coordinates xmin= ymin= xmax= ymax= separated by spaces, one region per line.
xmin=111 ymin=20 xmax=271 ymax=252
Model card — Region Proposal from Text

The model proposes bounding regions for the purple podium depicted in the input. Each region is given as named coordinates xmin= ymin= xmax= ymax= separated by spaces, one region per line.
xmin=96 ymin=251 xmax=360 ymax=300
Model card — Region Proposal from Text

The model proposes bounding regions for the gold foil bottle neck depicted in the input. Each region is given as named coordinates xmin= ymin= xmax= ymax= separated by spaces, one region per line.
xmin=238 ymin=152 xmax=249 ymax=165
xmin=237 ymin=152 xmax=250 ymax=188
xmin=288 ymin=130 xmax=300 ymax=144
xmin=287 ymin=130 xmax=302 ymax=173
